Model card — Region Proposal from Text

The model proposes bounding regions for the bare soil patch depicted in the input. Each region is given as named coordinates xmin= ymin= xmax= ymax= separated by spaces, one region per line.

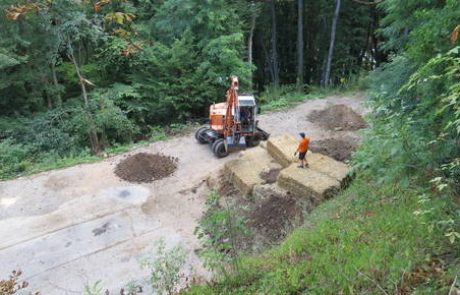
xmin=248 ymin=194 xmax=303 ymax=242
xmin=259 ymin=168 xmax=281 ymax=184
xmin=115 ymin=153 xmax=178 ymax=183
xmin=218 ymin=178 xmax=240 ymax=197
xmin=213 ymin=178 xmax=304 ymax=248
xmin=309 ymin=137 xmax=359 ymax=162
xmin=307 ymin=104 xmax=366 ymax=131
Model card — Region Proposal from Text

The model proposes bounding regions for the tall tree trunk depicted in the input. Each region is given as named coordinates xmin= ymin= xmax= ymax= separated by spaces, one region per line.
xmin=51 ymin=62 xmax=62 ymax=106
xmin=370 ymin=6 xmax=386 ymax=67
xmin=45 ymin=85 xmax=52 ymax=110
xmin=67 ymin=42 xmax=100 ymax=154
xmin=270 ymin=0 xmax=280 ymax=86
xmin=320 ymin=55 xmax=327 ymax=86
xmin=259 ymin=32 xmax=275 ymax=84
xmin=358 ymin=19 xmax=372 ymax=68
xmin=248 ymin=12 xmax=256 ymax=89
xmin=324 ymin=0 xmax=341 ymax=87
xmin=296 ymin=0 xmax=304 ymax=89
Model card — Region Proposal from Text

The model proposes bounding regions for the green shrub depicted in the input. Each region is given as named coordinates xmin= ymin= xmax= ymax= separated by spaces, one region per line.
xmin=140 ymin=239 xmax=187 ymax=295
xmin=194 ymin=191 xmax=248 ymax=279
xmin=0 ymin=139 xmax=31 ymax=178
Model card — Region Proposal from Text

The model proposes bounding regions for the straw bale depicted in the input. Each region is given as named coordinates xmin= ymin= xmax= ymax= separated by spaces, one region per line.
xmin=267 ymin=134 xmax=298 ymax=167
xmin=278 ymin=164 xmax=340 ymax=204
xmin=307 ymin=152 xmax=349 ymax=184
xmin=259 ymin=141 xmax=267 ymax=149
xmin=224 ymin=147 xmax=279 ymax=196
xmin=252 ymin=183 xmax=288 ymax=201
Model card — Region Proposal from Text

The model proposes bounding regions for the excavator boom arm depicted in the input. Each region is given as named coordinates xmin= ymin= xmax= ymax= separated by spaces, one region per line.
xmin=224 ymin=77 xmax=239 ymax=138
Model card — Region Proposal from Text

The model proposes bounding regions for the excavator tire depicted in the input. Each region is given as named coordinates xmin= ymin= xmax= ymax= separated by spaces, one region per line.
xmin=211 ymin=138 xmax=220 ymax=152
xmin=213 ymin=139 xmax=229 ymax=158
xmin=245 ymin=135 xmax=261 ymax=147
xmin=195 ymin=127 xmax=208 ymax=144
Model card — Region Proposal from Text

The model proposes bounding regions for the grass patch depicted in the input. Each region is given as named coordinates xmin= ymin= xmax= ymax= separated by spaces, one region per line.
xmin=185 ymin=177 xmax=459 ymax=294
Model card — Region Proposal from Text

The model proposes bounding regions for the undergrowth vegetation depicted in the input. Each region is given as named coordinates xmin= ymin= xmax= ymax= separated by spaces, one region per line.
xmin=188 ymin=177 xmax=460 ymax=294
xmin=194 ymin=191 xmax=248 ymax=279
xmin=187 ymin=178 xmax=460 ymax=294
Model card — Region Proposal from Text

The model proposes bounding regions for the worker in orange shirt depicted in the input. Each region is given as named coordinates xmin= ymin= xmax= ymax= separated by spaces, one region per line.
xmin=294 ymin=132 xmax=310 ymax=168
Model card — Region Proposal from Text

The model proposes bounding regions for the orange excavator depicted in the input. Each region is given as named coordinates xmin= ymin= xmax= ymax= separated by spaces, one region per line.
xmin=195 ymin=76 xmax=269 ymax=158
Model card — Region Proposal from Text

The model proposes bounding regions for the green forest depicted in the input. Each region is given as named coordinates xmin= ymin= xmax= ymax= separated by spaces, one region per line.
xmin=1 ymin=0 xmax=460 ymax=293
xmin=1 ymin=0 xmax=385 ymax=178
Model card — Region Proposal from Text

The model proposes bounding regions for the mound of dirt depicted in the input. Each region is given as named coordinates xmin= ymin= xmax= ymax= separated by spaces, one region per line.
xmin=115 ymin=153 xmax=178 ymax=183
xmin=307 ymin=104 xmax=366 ymax=131
xmin=259 ymin=168 xmax=281 ymax=184
xmin=309 ymin=137 xmax=359 ymax=162
xmin=248 ymin=195 xmax=303 ymax=242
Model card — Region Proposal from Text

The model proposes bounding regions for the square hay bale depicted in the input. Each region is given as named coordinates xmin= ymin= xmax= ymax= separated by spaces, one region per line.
xmin=224 ymin=147 xmax=279 ymax=196
xmin=307 ymin=152 xmax=349 ymax=184
xmin=278 ymin=164 xmax=340 ymax=204
xmin=252 ymin=183 xmax=288 ymax=201
xmin=267 ymin=134 xmax=298 ymax=167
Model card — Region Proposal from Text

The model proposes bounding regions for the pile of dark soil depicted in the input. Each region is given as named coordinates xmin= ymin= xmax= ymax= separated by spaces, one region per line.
xmin=115 ymin=152 xmax=178 ymax=183
xmin=259 ymin=168 xmax=281 ymax=184
xmin=307 ymin=104 xmax=366 ymax=131
xmin=248 ymin=195 xmax=303 ymax=242
xmin=309 ymin=137 xmax=359 ymax=162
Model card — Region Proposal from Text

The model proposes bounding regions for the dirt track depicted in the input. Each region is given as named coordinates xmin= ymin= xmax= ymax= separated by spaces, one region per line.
xmin=0 ymin=93 xmax=365 ymax=294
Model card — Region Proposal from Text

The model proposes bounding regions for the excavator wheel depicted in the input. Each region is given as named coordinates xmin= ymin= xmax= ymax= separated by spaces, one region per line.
xmin=245 ymin=135 xmax=261 ymax=147
xmin=212 ymin=139 xmax=229 ymax=158
xmin=195 ymin=127 xmax=208 ymax=144
xmin=211 ymin=138 xmax=220 ymax=152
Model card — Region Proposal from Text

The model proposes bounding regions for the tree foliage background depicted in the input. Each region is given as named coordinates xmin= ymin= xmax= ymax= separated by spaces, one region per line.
xmin=4 ymin=0 xmax=459 ymax=186
xmin=354 ymin=0 xmax=460 ymax=196
xmin=0 ymin=0 xmax=382 ymax=178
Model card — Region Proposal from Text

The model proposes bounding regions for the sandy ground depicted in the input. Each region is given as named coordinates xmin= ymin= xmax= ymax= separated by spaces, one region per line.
xmin=0 ymin=93 xmax=366 ymax=294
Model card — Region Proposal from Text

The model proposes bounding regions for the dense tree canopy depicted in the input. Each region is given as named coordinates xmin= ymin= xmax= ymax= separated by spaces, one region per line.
xmin=0 ymin=0 xmax=385 ymax=178
xmin=6 ymin=0 xmax=458 ymax=184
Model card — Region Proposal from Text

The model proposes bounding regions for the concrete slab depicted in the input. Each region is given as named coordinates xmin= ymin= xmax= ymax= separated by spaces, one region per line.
xmin=0 ymin=185 xmax=149 ymax=250
xmin=24 ymin=228 xmax=199 ymax=294
xmin=278 ymin=164 xmax=341 ymax=204
xmin=0 ymin=208 xmax=160 ymax=279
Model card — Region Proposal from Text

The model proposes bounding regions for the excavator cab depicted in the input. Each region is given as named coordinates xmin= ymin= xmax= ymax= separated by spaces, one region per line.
xmin=238 ymin=95 xmax=257 ymax=132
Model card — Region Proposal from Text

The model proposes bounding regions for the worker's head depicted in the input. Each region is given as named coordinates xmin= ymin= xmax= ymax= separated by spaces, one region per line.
xmin=299 ymin=132 xmax=306 ymax=138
